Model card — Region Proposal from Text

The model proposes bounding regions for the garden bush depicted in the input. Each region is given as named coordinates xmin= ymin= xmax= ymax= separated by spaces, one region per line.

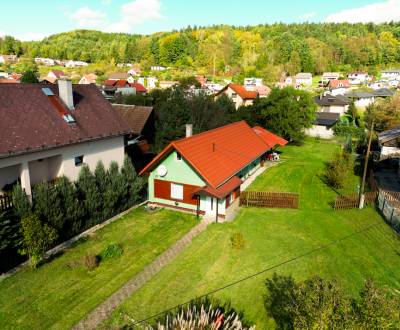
xmin=99 ymin=243 xmax=123 ymax=260
xmin=123 ymin=298 xmax=254 ymax=329
xmin=230 ymin=232 xmax=245 ymax=250
xmin=324 ymin=151 xmax=354 ymax=189
xmin=19 ymin=214 xmax=57 ymax=267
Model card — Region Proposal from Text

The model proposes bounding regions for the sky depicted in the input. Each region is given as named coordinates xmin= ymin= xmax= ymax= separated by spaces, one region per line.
xmin=1 ymin=0 xmax=400 ymax=41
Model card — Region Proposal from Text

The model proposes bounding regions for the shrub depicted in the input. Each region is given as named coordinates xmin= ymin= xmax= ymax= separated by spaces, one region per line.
xmin=33 ymin=183 xmax=63 ymax=232
xmin=82 ymin=254 xmax=99 ymax=271
xmin=11 ymin=184 xmax=31 ymax=218
xmin=123 ymin=298 xmax=254 ymax=329
xmin=19 ymin=214 xmax=57 ymax=267
xmin=230 ymin=232 xmax=245 ymax=250
xmin=264 ymin=273 xmax=400 ymax=330
xmin=324 ymin=151 xmax=354 ymax=189
xmin=99 ymin=243 xmax=123 ymax=260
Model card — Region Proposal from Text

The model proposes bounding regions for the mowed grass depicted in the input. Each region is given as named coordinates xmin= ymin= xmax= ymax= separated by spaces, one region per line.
xmin=104 ymin=138 xmax=400 ymax=329
xmin=0 ymin=208 xmax=197 ymax=330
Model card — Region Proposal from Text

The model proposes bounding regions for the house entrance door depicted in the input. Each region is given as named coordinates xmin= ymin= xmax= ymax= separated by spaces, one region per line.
xmin=205 ymin=196 xmax=217 ymax=216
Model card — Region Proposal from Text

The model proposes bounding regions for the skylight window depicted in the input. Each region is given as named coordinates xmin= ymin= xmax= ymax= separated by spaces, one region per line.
xmin=63 ymin=114 xmax=76 ymax=123
xmin=42 ymin=87 xmax=54 ymax=96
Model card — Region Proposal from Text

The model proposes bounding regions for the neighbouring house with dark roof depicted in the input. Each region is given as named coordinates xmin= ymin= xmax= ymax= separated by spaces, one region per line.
xmin=314 ymin=94 xmax=350 ymax=115
xmin=306 ymin=112 xmax=340 ymax=139
xmin=0 ymin=80 xmax=132 ymax=197
xmin=139 ymin=121 xmax=287 ymax=221
xmin=377 ymin=126 xmax=400 ymax=161
xmin=112 ymin=104 xmax=155 ymax=171
xmin=345 ymin=91 xmax=375 ymax=108
xmin=215 ymin=83 xmax=258 ymax=109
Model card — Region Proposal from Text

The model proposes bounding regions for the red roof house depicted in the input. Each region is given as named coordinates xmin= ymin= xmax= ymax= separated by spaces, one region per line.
xmin=140 ymin=121 xmax=287 ymax=221
xmin=216 ymin=83 xmax=259 ymax=109
xmin=327 ymin=79 xmax=350 ymax=89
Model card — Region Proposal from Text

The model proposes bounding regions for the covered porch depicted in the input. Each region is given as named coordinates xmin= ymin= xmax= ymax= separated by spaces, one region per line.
xmin=0 ymin=154 xmax=62 ymax=196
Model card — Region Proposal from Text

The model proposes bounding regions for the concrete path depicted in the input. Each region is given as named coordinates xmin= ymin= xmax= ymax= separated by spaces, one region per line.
xmin=73 ymin=220 xmax=209 ymax=330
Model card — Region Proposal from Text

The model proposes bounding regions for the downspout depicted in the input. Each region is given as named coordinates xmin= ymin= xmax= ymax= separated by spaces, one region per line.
xmin=196 ymin=195 xmax=200 ymax=220
xmin=215 ymin=198 xmax=219 ymax=223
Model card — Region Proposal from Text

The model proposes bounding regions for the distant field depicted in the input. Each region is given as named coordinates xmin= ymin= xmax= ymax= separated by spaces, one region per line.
xmin=103 ymin=138 xmax=400 ymax=329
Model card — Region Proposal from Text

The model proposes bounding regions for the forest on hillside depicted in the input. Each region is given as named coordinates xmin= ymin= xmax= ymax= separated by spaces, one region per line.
xmin=1 ymin=23 xmax=400 ymax=82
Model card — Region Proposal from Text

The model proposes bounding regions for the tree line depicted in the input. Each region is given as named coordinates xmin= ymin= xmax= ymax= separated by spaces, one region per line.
xmin=1 ymin=22 xmax=400 ymax=82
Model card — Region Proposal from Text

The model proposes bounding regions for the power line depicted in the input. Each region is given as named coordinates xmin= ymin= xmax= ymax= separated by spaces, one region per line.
xmin=133 ymin=221 xmax=384 ymax=326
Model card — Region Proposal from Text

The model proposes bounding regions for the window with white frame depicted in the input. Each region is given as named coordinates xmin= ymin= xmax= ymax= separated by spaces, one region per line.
xmin=171 ymin=183 xmax=183 ymax=200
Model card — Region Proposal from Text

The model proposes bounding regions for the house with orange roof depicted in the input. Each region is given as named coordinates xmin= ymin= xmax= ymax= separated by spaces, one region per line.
xmin=140 ymin=121 xmax=287 ymax=221
xmin=215 ymin=83 xmax=259 ymax=109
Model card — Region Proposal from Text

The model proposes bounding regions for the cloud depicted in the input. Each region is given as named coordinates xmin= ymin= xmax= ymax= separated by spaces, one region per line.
xmin=101 ymin=0 xmax=112 ymax=5
xmin=326 ymin=0 xmax=400 ymax=23
xmin=105 ymin=0 xmax=163 ymax=32
xmin=300 ymin=12 xmax=317 ymax=20
xmin=68 ymin=6 xmax=106 ymax=27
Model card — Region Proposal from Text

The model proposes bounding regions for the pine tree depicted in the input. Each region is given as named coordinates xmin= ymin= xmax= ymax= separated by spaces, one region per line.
xmin=32 ymin=183 xmax=63 ymax=233
xmin=77 ymin=165 xmax=102 ymax=227
xmin=55 ymin=176 xmax=84 ymax=238
xmin=104 ymin=162 xmax=126 ymax=217
xmin=11 ymin=183 xmax=31 ymax=218
xmin=121 ymin=156 xmax=144 ymax=208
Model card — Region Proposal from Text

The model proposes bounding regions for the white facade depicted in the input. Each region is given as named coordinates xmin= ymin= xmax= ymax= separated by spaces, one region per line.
xmin=330 ymin=88 xmax=348 ymax=96
xmin=221 ymin=86 xmax=254 ymax=109
xmin=381 ymin=70 xmax=400 ymax=79
xmin=369 ymin=81 xmax=388 ymax=90
xmin=306 ymin=125 xmax=334 ymax=139
xmin=0 ymin=136 xmax=125 ymax=196
xmin=348 ymin=72 xmax=368 ymax=84
xmin=354 ymin=97 xmax=375 ymax=108
xmin=319 ymin=104 xmax=348 ymax=116
xmin=244 ymin=77 xmax=263 ymax=90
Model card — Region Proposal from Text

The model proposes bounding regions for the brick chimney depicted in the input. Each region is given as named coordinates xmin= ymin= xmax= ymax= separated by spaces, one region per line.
xmin=57 ymin=78 xmax=74 ymax=110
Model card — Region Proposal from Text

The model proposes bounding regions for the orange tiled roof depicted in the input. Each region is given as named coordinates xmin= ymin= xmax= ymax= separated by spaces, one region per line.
xmin=140 ymin=121 xmax=286 ymax=188
xmin=253 ymin=126 xmax=288 ymax=147
xmin=227 ymin=83 xmax=258 ymax=99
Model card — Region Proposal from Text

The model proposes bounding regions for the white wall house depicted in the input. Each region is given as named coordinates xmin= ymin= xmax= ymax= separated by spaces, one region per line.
xmin=295 ymin=73 xmax=312 ymax=86
xmin=322 ymin=72 xmax=340 ymax=83
xmin=348 ymin=72 xmax=368 ymax=84
xmin=345 ymin=92 xmax=375 ymax=108
xmin=314 ymin=94 xmax=350 ymax=116
xmin=0 ymin=80 xmax=131 ymax=197
xmin=381 ymin=69 xmax=400 ymax=80
xmin=216 ymin=83 xmax=258 ymax=109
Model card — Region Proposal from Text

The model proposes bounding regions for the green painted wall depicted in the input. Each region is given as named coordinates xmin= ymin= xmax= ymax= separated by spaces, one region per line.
xmin=148 ymin=150 xmax=206 ymax=210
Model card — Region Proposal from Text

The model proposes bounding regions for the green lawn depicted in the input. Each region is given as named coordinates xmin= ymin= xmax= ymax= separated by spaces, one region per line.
xmin=104 ymin=138 xmax=400 ymax=329
xmin=0 ymin=208 xmax=197 ymax=329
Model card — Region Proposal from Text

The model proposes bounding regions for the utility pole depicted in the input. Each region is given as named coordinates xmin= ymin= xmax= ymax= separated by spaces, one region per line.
xmin=359 ymin=120 xmax=375 ymax=209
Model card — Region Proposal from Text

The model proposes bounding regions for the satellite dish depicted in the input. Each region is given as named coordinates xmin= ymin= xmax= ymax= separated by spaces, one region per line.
xmin=157 ymin=165 xmax=167 ymax=177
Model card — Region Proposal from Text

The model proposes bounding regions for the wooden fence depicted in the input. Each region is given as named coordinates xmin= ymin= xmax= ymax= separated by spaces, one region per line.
xmin=240 ymin=191 xmax=299 ymax=209
xmin=334 ymin=191 xmax=378 ymax=210
xmin=0 ymin=194 xmax=13 ymax=212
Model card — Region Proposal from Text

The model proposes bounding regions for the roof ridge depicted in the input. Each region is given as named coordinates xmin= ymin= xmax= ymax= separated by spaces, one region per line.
xmin=174 ymin=120 xmax=248 ymax=144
